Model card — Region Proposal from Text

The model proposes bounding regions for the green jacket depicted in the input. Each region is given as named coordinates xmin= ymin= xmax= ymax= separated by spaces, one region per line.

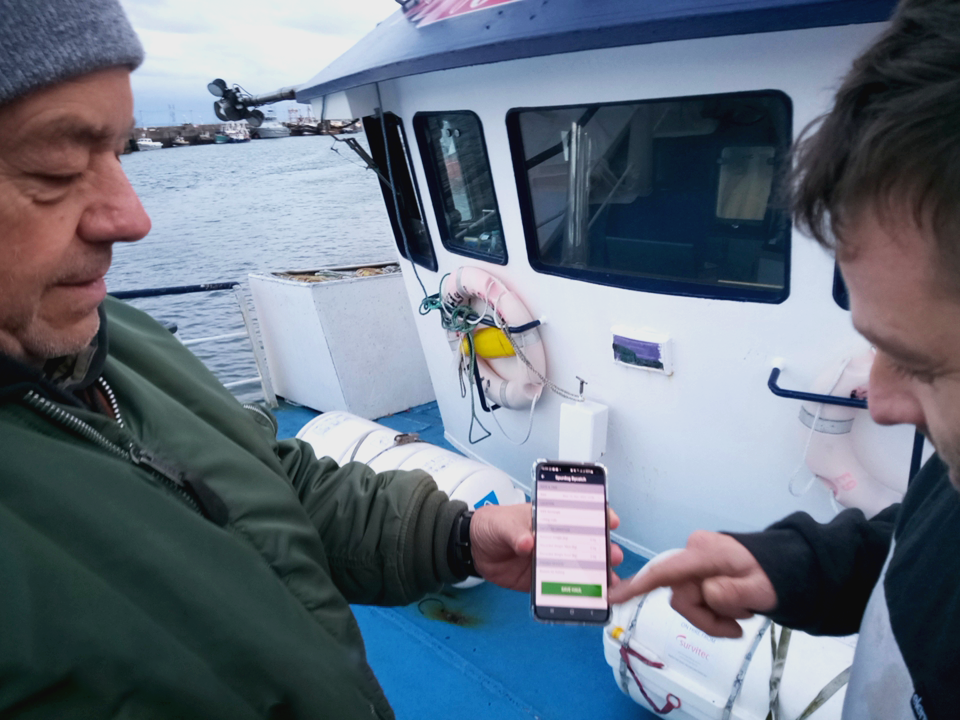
xmin=0 ymin=297 xmax=465 ymax=719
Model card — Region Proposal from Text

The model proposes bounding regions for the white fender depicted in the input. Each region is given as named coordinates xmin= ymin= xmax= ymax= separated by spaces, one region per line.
xmin=441 ymin=267 xmax=546 ymax=410
xmin=802 ymin=351 xmax=904 ymax=517
xmin=296 ymin=411 xmax=528 ymax=588
xmin=604 ymin=553 xmax=856 ymax=720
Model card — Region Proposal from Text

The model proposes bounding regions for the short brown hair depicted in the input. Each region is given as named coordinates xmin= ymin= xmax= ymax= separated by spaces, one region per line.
xmin=791 ymin=0 xmax=960 ymax=265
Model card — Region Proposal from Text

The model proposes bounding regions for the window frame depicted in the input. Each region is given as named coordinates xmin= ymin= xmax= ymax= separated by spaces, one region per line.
xmin=506 ymin=90 xmax=793 ymax=303
xmin=413 ymin=110 xmax=508 ymax=266
xmin=363 ymin=111 xmax=438 ymax=272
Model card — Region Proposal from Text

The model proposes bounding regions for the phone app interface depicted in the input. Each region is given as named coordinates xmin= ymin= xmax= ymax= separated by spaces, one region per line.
xmin=535 ymin=464 xmax=607 ymax=611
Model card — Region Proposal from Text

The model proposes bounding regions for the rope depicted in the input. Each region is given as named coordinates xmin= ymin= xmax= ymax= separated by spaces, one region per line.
xmin=616 ymin=596 xmax=682 ymax=715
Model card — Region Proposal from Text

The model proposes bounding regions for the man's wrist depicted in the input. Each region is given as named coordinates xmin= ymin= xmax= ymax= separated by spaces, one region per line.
xmin=447 ymin=509 xmax=482 ymax=579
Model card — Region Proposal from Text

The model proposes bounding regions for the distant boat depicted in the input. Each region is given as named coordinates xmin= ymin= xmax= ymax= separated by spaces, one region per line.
xmin=136 ymin=137 xmax=163 ymax=151
xmin=252 ymin=111 xmax=290 ymax=139
xmin=216 ymin=127 xmax=251 ymax=144
xmin=172 ymin=136 xmax=190 ymax=147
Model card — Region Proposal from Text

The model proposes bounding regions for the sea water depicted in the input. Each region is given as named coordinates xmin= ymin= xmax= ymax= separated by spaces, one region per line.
xmin=108 ymin=135 xmax=395 ymax=399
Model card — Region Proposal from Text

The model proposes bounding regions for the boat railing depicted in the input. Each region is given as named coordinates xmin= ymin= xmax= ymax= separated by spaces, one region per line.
xmin=111 ymin=282 xmax=278 ymax=407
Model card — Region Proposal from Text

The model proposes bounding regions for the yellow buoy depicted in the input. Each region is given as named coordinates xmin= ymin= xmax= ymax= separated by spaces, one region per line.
xmin=461 ymin=327 xmax=516 ymax=359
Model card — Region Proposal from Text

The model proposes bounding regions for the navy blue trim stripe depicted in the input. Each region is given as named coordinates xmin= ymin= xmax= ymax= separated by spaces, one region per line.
xmin=297 ymin=0 xmax=896 ymax=102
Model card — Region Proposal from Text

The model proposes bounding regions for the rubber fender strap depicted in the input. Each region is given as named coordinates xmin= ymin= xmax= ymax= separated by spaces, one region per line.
xmin=795 ymin=666 xmax=852 ymax=720
xmin=722 ymin=618 xmax=772 ymax=720
xmin=766 ymin=625 xmax=792 ymax=720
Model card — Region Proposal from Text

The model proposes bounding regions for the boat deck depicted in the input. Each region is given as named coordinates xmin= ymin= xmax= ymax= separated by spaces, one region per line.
xmin=272 ymin=400 xmax=654 ymax=720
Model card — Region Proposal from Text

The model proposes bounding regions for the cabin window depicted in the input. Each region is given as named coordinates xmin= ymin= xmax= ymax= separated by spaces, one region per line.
xmin=363 ymin=112 xmax=438 ymax=272
xmin=507 ymin=92 xmax=792 ymax=302
xmin=414 ymin=111 xmax=507 ymax=264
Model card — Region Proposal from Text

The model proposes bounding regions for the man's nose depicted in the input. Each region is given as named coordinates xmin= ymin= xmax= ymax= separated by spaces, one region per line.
xmin=77 ymin=156 xmax=151 ymax=244
xmin=868 ymin=353 xmax=925 ymax=428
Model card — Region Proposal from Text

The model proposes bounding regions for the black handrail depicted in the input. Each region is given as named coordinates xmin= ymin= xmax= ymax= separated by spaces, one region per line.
xmin=110 ymin=282 xmax=240 ymax=300
xmin=768 ymin=367 xmax=926 ymax=481
xmin=767 ymin=367 xmax=867 ymax=409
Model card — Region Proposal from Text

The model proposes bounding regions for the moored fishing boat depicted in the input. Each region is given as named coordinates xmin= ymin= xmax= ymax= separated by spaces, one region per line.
xmin=195 ymin=1 xmax=927 ymax=717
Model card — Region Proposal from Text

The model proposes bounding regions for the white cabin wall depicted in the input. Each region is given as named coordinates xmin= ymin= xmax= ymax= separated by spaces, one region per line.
xmin=374 ymin=22 xmax=917 ymax=556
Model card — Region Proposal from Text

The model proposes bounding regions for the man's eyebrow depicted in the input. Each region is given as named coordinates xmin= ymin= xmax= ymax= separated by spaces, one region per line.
xmin=29 ymin=116 xmax=133 ymax=145
xmin=857 ymin=325 xmax=933 ymax=366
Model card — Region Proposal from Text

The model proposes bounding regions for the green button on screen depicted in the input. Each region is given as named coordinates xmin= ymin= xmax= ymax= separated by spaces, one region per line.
xmin=541 ymin=582 xmax=602 ymax=598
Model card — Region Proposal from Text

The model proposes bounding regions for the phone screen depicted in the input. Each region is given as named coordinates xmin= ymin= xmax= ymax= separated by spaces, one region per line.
xmin=532 ymin=461 xmax=610 ymax=623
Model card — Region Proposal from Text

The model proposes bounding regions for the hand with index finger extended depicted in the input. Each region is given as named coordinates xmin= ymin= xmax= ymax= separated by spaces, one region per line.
xmin=607 ymin=530 xmax=777 ymax=639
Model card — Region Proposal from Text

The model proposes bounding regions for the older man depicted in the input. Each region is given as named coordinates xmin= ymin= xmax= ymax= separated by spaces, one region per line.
xmin=611 ymin=1 xmax=960 ymax=718
xmin=0 ymin=2 xmax=621 ymax=718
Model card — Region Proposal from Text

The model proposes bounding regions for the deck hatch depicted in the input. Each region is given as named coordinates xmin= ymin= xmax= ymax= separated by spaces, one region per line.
xmin=507 ymin=91 xmax=792 ymax=303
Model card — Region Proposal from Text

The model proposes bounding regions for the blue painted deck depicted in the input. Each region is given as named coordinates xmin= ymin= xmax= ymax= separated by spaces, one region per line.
xmin=273 ymin=400 xmax=653 ymax=720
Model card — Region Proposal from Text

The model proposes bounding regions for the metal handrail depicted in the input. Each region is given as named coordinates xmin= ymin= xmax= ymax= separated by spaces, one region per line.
xmin=767 ymin=367 xmax=867 ymax=409
xmin=109 ymin=281 xmax=276 ymax=407
xmin=768 ymin=367 xmax=926 ymax=481
xmin=111 ymin=282 xmax=239 ymax=300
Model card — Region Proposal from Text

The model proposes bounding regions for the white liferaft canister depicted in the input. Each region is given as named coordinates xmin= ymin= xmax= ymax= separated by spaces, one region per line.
xmin=296 ymin=411 xmax=527 ymax=587
xmin=603 ymin=558 xmax=855 ymax=720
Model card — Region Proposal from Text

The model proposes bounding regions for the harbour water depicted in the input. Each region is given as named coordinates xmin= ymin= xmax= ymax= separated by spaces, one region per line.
xmin=108 ymin=134 xmax=395 ymax=399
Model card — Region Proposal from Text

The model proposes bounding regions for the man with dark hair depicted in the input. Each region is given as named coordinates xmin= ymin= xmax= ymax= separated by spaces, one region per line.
xmin=611 ymin=1 xmax=960 ymax=717
xmin=0 ymin=1 xmax=622 ymax=717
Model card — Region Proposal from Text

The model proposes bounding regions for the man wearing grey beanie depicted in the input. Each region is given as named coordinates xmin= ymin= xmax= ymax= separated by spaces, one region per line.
xmin=0 ymin=1 xmax=555 ymax=718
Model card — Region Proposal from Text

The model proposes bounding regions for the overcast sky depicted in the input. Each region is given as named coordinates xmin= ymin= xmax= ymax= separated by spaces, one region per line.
xmin=119 ymin=0 xmax=398 ymax=127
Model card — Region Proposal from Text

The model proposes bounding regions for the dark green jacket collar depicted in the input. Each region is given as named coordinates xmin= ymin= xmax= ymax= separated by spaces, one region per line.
xmin=0 ymin=304 xmax=108 ymax=406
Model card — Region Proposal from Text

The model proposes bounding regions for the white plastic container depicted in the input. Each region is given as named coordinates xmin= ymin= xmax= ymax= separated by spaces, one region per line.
xmin=297 ymin=411 xmax=527 ymax=589
xmin=297 ymin=412 xmax=525 ymax=506
xmin=604 ymin=561 xmax=855 ymax=720
xmin=248 ymin=264 xmax=435 ymax=419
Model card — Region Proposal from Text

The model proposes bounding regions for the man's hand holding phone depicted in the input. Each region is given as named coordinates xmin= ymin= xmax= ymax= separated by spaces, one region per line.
xmin=470 ymin=502 xmax=623 ymax=592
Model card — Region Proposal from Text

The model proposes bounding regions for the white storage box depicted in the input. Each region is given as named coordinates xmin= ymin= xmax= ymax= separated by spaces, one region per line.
xmin=248 ymin=263 xmax=435 ymax=419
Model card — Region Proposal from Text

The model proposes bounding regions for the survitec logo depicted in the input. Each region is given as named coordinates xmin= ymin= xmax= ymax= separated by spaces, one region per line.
xmin=675 ymin=635 xmax=710 ymax=660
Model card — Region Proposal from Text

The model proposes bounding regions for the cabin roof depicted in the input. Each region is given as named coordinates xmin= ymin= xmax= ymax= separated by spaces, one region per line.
xmin=296 ymin=0 xmax=897 ymax=103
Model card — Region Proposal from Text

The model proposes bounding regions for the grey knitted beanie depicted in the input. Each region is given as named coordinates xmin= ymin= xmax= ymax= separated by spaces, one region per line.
xmin=0 ymin=0 xmax=144 ymax=107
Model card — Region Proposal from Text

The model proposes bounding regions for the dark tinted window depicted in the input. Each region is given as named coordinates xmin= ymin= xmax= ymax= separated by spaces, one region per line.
xmin=363 ymin=112 xmax=437 ymax=272
xmin=507 ymin=92 xmax=792 ymax=302
xmin=414 ymin=111 xmax=507 ymax=264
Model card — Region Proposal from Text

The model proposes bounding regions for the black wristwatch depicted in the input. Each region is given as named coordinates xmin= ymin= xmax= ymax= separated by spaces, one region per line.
xmin=449 ymin=510 xmax=482 ymax=579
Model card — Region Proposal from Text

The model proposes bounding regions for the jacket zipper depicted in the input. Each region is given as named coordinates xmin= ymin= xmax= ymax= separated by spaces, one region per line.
xmin=242 ymin=402 xmax=276 ymax=428
xmin=22 ymin=385 xmax=204 ymax=517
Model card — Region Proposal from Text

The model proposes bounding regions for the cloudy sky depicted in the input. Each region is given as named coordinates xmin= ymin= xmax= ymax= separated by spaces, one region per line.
xmin=119 ymin=0 xmax=398 ymax=127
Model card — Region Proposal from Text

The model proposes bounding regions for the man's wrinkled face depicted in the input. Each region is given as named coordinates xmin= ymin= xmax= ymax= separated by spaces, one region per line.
xmin=840 ymin=208 xmax=960 ymax=489
xmin=0 ymin=67 xmax=151 ymax=366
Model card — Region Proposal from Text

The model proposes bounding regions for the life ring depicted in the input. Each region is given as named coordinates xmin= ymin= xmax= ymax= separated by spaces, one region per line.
xmin=441 ymin=267 xmax=546 ymax=410
xmin=801 ymin=349 xmax=904 ymax=517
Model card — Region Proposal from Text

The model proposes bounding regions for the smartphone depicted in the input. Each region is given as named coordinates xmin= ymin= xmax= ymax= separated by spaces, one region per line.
xmin=531 ymin=460 xmax=611 ymax=624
